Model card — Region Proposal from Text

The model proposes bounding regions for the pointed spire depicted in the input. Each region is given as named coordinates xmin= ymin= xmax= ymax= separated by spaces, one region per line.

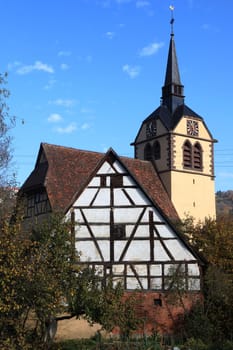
xmin=161 ymin=6 xmax=184 ymax=114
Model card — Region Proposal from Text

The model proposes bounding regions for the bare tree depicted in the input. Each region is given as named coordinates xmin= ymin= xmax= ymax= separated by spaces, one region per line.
xmin=0 ymin=72 xmax=16 ymax=218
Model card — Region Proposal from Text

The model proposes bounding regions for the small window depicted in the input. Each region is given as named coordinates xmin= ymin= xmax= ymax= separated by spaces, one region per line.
xmin=153 ymin=141 xmax=161 ymax=160
xmin=154 ymin=298 xmax=162 ymax=307
xmin=111 ymin=175 xmax=123 ymax=188
xmin=183 ymin=141 xmax=192 ymax=168
xmin=144 ymin=143 xmax=152 ymax=161
xmin=26 ymin=191 xmax=51 ymax=217
xmin=113 ymin=224 xmax=126 ymax=239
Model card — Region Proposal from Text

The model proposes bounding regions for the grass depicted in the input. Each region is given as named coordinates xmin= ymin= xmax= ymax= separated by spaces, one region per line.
xmin=55 ymin=337 xmax=233 ymax=350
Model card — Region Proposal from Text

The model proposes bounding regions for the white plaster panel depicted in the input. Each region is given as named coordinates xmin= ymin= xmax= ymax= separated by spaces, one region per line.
xmin=150 ymin=278 xmax=162 ymax=289
xmin=150 ymin=264 xmax=162 ymax=275
xmin=93 ymin=188 xmax=110 ymax=206
xmin=127 ymin=265 xmax=135 ymax=276
xmin=106 ymin=176 xmax=111 ymax=187
xmin=65 ymin=211 xmax=71 ymax=220
xmin=133 ymin=225 xmax=149 ymax=238
xmin=73 ymin=188 xmax=97 ymax=206
xmin=188 ymin=263 xmax=200 ymax=276
xmin=140 ymin=278 xmax=148 ymax=289
xmin=124 ymin=241 xmax=150 ymax=261
xmin=123 ymin=176 xmax=135 ymax=186
xmin=141 ymin=208 xmax=163 ymax=222
xmin=164 ymin=264 xmax=179 ymax=275
xmin=113 ymin=208 xmax=143 ymax=222
xmin=124 ymin=188 xmax=150 ymax=205
xmin=154 ymin=241 xmax=171 ymax=261
xmin=114 ymin=189 xmax=131 ymax=206
xmin=134 ymin=264 xmax=147 ymax=275
xmin=156 ymin=225 xmax=176 ymax=238
xmin=126 ymin=225 xmax=134 ymax=237
xmin=88 ymin=177 xmax=100 ymax=187
xmin=82 ymin=208 xmax=110 ymax=223
xmin=112 ymin=264 xmax=125 ymax=274
xmin=165 ymin=240 xmax=195 ymax=260
xmin=114 ymin=241 xmax=127 ymax=261
xmin=97 ymin=162 xmax=115 ymax=174
xmin=188 ymin=278 xmax=200 ymax=291
xmin=75 ymin=225 xmax=91 ymax=238
xmin=126 ymin=278 xmax=141 ymax=290
xmin=112 ymin=160 xmax=124 ymax=173
xmin=76 ymin=241 xmax=102 ymax=262
xmin=91 ymin=225 xmax=110 ymax=237
xmin=73 ymin=209 xmax=84 ymax=223
xmin=97 ymin=241 xmax=110 ymax=260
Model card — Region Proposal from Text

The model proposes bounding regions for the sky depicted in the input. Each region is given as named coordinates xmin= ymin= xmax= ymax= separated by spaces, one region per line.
xmin=1 ymin=0 xmax=233 ymax=191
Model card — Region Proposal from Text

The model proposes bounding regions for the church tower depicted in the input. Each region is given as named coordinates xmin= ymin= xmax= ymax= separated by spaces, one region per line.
xmin=132 ymin=13 xmax=216 ymax=221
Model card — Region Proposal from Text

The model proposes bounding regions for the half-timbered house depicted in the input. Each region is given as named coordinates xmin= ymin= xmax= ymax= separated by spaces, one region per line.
xmin=20 ymin=143 xmax=204 ymax=334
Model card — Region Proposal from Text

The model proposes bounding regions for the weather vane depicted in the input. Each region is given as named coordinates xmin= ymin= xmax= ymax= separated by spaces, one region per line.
xmin=169 ymin=5 xmax=175 ymax=35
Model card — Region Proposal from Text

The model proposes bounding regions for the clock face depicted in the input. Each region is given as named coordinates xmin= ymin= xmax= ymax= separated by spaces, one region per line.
xmin=187 ymin=120 xmax=199 ymax=136
xmin=146 ymin=120 xmax=157 ymax=138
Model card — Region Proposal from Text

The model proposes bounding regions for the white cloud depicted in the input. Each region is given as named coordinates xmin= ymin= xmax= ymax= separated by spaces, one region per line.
xmin=86 ymin=55 xmax=93 ymax=63
xmin=201 ymin=23 xmax=210 ymax=30
xmin=48 ymin=113 xmax=63 ymax=123
xmin=7 ymin=61 xmax=21 ymax=71
xmin=16 ymin=61 xmax=54 ymax=75
xmin=116 ymin=0 xmax=132 ymax=3
xmin=139 ymin=42 xmax=164 ymax=56
xmin=81 ymin=123 xmax=91 ymax=130
xmin=105 ymin=31 xmax=115 ymax=39
xmin=80 ymin=107 xmax=94 ymax=114
xmin=58 ymin=51 xmax=72 ymax=57
xmin=60 ymin=63 xmax=69 ymax=70
xmin=136 ymin=1 xmax=150 ymax=8
xmin=49 ymin=99 xmax=76 ymax=107
xmin=55 ymin=123 xmax=77 ymax=134
xmin=122 ymin=64 xmax=140 ymax=78
xmin=44 ymin=78 xmax=56 ymax=90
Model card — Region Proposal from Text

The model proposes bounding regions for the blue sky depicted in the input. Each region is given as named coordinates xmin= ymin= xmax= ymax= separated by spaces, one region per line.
xmin=1 ymin=0 xmax=233 ymax=191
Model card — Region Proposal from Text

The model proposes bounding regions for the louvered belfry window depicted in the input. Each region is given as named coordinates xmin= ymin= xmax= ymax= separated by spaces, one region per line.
xmin=153 ymin=141 xmax=161 ymax=160
xmin=144 ymin=143 xmax=153 ymax=161
xmin=193 ymin=143 xmax=202 ymax=169
xmin=183 ymin=141 xmax=192 ymax=168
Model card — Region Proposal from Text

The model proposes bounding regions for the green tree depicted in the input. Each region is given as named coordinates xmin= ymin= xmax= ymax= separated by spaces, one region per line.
xmin=175 ymin=216 xmax=233 ymax=344
xmin=0 ymin=214 xmax=142 ymax=348
xmin=0 ymin=214 xmax=75 ymax=349
xmin=69 ymin=267 xmax=142 ymax=339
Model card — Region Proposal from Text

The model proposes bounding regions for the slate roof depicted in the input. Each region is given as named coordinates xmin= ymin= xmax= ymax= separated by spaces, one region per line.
xmin=20 ymin=143 xmax=179 ymax=221
xmin=144 ymin=103 xmax=203 ymax=131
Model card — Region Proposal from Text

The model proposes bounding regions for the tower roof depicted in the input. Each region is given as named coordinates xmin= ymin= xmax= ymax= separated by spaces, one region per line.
xmin=161 ymin=13 xmax=185 ymax=115
xmin=164 ymin=34 xmax=182 ymax=87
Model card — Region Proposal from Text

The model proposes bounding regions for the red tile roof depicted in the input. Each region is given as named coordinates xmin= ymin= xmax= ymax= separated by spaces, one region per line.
xmin=21 ymin=143 xmax=179 ymax=221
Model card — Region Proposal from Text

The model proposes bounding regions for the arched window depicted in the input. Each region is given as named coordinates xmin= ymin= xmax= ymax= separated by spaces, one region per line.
xmin=183 ymin=141 xmax=192 ymax=168
xmin=193 ymin=142 xmax=202 ymax=170
xmin=144 ymin=143 xmax=152 ymax=161
xmin=153 ymin=141 xmax=161 ymax=160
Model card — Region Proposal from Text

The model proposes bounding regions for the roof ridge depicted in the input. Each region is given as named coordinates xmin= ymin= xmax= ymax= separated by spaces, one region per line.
xmin=42 ymin=142 xmax=106 ymax=156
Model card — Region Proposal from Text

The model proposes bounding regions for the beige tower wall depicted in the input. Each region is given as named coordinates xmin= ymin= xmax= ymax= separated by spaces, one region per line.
xmin=134 ymin=115 xmax=216 ymax=222
xmin=170 ymin=171 xmax=216 ymax=221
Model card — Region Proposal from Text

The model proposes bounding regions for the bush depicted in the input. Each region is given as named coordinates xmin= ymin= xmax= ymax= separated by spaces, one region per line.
xmin=180 ymin=338 xmax=208 ymax=350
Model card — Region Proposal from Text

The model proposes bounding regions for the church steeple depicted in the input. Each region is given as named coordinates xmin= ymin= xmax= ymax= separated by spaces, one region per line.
xmin=162 ymin=8 xmax=184 ymax=114
xmin=132 ymin=6 xmax=216 ymax=222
